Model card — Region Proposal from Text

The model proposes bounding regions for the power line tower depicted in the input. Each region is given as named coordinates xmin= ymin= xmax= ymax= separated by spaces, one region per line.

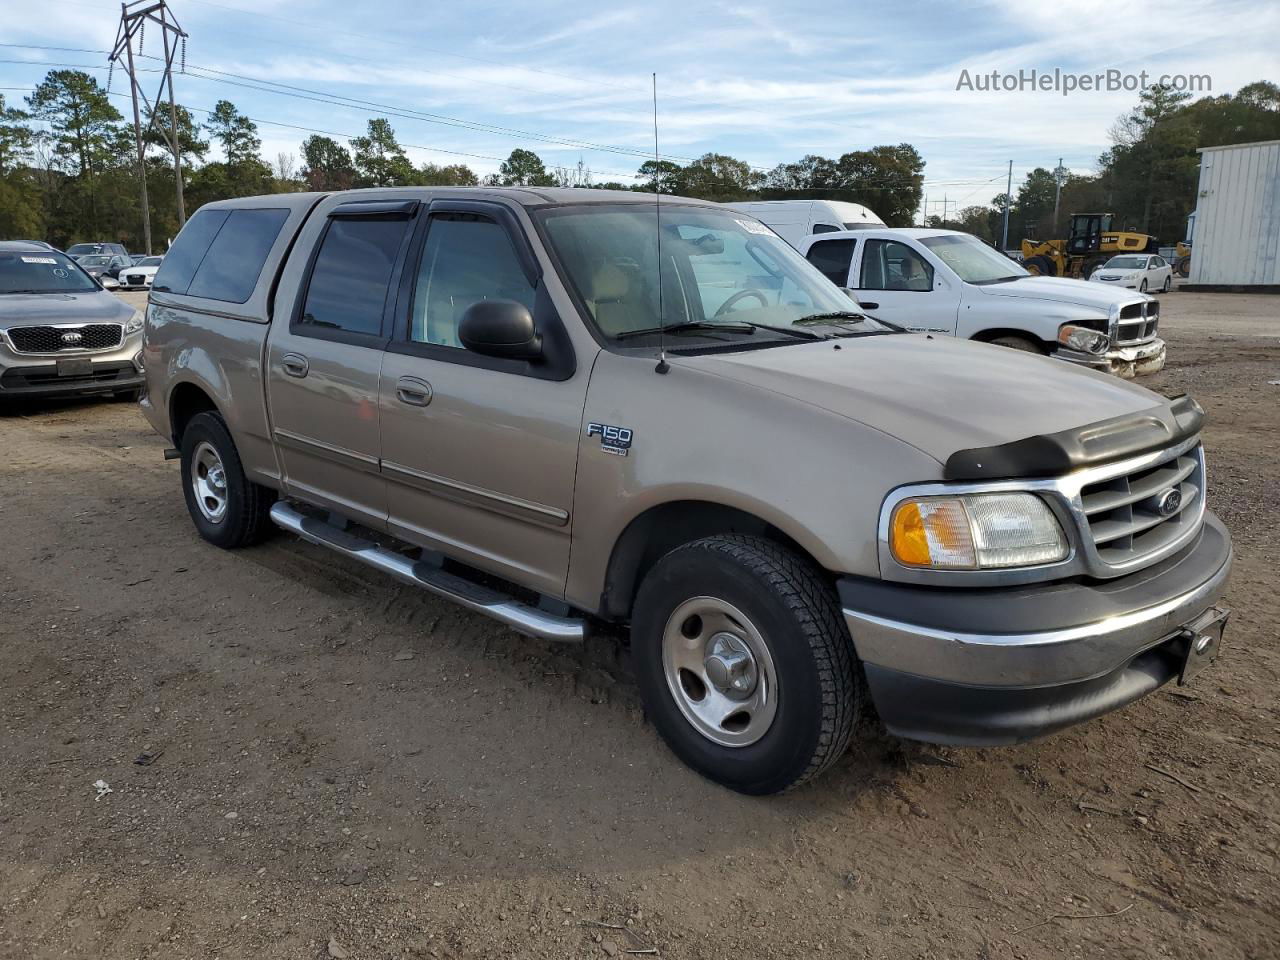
xmin=109 ymin=0 xmax=188 ymax=255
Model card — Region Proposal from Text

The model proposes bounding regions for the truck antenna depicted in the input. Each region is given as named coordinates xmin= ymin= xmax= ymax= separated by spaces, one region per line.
xmin=652 ymin=71 xmax=669 ymax=375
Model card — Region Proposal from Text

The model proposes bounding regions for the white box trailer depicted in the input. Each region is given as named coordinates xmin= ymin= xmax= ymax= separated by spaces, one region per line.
xmin=722 ymin=200 xmax=884 ymax=247
xmin=1188 ymin=139 xmax=1280 ymax=289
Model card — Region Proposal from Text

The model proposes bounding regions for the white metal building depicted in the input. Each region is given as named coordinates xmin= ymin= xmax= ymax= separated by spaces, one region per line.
xmin=1188 ymin=139 xmax=1280 ymax=288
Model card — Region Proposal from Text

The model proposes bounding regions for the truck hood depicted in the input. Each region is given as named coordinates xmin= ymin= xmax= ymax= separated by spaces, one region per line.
xmin=973 ymin=275 xmax=1147 ymax=312
xmin=0 ymin=290 xmax=134 ymax=330
xmin=682 ymin=334 xmax=1164 ymax=465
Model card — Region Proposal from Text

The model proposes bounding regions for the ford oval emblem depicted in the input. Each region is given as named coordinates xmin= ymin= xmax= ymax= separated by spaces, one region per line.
xmin=1155 ymin=487 xmax=1183 ymax=517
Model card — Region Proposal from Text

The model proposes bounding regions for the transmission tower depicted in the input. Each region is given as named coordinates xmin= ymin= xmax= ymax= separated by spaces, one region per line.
xmin=109 ymin=0 xmax=189 ymax=255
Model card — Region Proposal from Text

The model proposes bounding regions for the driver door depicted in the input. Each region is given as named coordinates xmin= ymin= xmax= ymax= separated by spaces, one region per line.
xmin=848 ymin=237 xmax=959 ymax=334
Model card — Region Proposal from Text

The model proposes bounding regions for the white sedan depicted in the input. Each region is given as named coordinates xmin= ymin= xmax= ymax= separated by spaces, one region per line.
xmin=1090 ymin=254 xmax=1173 ymax=293
xmin=119 ymin=256 xmax=163 ymax=290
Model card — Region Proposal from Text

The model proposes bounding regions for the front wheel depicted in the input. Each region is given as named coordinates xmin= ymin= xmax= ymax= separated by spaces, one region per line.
xmin=632 ymin=535 xmax=862 ymax=794
xmin=1162 ymin=275 xmax=1172 ymax=292
xmin=179 ymin=411 xmax=275 ymax=549
xmin=988 ymin=335 xmax=1046 ymax=354
xmin=1140 ymin=279 xmax=1148 ymax=292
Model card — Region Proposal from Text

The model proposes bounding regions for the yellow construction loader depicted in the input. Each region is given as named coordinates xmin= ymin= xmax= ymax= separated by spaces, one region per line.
xmin=1020 ymin=213 xmax=1157 ymax=279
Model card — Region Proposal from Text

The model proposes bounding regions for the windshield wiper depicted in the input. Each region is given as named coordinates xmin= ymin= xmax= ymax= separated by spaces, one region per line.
xmin=614 ymin=321 xmax=756 ymax=340
xmin=794 ymin=310 xmax=871 ymax=325
xmin=970 ymin=275 xmax=1024 ymax=285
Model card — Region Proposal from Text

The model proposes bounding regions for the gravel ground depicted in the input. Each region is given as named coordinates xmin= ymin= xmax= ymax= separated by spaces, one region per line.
xmin=0 ymin=289 xmax=1277 ymax=959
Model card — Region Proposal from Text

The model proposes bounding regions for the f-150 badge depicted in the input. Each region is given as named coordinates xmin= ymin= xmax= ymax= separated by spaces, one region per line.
xmin=587 ymin=422 xmax=633 ymax=456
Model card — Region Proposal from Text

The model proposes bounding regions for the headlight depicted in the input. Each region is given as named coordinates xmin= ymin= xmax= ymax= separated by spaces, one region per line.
xmin=124 ymin=309 xmax=144 ymax=335
xmin=1058 ymin=323 xmax=1109 ymax=355
xmin=889 ymin=493 xmax=1068 ymax=570
xmin=1123 ymin=272 xmax=1139 ymax=280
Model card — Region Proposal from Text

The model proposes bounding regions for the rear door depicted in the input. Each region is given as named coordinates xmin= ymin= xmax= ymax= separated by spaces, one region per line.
xmin=377 ymin=199 xmax=587 ymax=598
xmin=803 ymin=236 xmax=858 ymax=286
xmin=265 ymin=200 xmax=417 ymax=530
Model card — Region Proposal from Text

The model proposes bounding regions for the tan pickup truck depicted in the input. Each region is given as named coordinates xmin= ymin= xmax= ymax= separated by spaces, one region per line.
xmin=141 ymin=188 xmax=1232 ymax=794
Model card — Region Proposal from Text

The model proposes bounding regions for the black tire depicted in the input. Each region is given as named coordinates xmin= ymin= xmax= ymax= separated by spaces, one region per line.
xmin=1082 ymin=256 xmax=1107 ymax=280
xmin=1140 ymin=278 xmax=1148 ymax=292
xmin=631 ymin=535 xmax=862 ymax=795
xmin=1176 ymin=258 xmax=1190 ymax=278
xmin=1025 ymin=254 xmax=1056 ymax=277
xmin=179 ymin=411 xmax=275 ymax=549
xmin=989 ymin=335 xmax=1045 ymax=354
xmin=1162 ymin=274 xmax=1172 ymax=293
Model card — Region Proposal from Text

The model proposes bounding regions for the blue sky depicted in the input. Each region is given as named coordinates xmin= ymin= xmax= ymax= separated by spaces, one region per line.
xmin=2 ymin=0 xmax=1276 ymax=216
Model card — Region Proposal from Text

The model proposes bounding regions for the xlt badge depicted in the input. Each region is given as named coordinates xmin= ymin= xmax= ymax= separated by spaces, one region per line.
xmin=587 ymin=422 xmax=633 ymax=456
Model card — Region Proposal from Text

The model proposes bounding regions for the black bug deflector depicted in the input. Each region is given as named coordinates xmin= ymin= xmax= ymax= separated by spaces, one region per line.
xmin=943 ymin=394 xmax=1204 ymax=481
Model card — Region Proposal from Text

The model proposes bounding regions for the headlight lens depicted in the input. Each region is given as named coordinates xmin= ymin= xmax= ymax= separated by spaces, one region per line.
xmin=889 ymin=493 xmax=1068 ymax=570
xmin=124 ymin=309 xmax=144 ymax=335
xmin=1058 ymin=323 xmax=1109 ymax=355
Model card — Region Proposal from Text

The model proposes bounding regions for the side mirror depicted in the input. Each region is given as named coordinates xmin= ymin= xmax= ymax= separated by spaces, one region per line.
xmin=458 ymin=300 xmax=542 ymax=361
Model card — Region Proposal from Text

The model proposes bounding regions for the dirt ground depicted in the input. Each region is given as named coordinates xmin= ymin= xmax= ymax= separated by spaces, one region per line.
xmin=1 ymin=289 xmax=1277 ymax=960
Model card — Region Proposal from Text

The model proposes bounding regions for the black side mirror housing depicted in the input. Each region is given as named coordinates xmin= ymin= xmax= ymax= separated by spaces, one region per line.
xmin=458 ymin=300 xmax=542 ymax=361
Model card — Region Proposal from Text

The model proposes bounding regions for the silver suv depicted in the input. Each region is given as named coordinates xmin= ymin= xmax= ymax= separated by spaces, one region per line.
xmin=141 ymin=189 xmax=1232 ymax=794
xmin=0 ymin=241 xmax=144 ymax=400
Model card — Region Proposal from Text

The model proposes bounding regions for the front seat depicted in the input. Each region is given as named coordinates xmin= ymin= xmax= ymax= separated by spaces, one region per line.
xmin=587 ymin=262 xmax=652 ymax=337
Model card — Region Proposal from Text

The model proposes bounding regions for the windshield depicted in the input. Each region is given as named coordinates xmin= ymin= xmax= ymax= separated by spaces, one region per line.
xmin=77 ymin=255 xmax=112 ymax=266
xmin=66 ymin=243 xmax=106 ymax=257
xmin=0 ymin=251 xmax=97 ymax=294
xmin=918 ymin=233 xmax=1028 ymax=283
xmin=1105 ymin=256 xmax=1148 ymax=269
xmin=138 ymin=257 xmax=163 ymax=267
xmin=537 ymin=204 xmax=886 ymax=344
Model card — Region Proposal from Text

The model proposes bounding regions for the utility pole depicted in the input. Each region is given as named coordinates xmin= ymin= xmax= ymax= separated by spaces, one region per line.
xmin=920 ymin=193 xmax=927 ymax=226
xmin=1052 ymin=158 xmax=1068 ymax=234
xmin=1000 ymin=160 xmax=1013 ymax=251
xmin=110 ymin=0 xmax=189 ymax=254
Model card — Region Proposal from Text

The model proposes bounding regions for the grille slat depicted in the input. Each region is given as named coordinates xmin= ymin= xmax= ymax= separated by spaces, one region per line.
xmin=7 ymin=324 xmax=123 ymax=354
xmin=1078 ymin=444 xmax=1204 ymax=569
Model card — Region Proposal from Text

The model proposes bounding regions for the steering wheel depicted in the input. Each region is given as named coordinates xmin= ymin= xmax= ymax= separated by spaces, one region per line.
xmin=714 ymin=288 xmax=769 ymax=317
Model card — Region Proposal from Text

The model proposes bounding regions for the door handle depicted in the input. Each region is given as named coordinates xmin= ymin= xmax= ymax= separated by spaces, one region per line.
xmin=858 ymin=301 xmax=880 ymax=310
xmin=281 ymin=353 xmax=309 ymax=378
xmin=396 ymin=376 xmax=433 ymax=407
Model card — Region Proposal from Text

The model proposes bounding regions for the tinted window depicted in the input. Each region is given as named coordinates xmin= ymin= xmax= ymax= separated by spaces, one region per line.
xmin=410 ymin=215 xmax=535 ymax=348
xmin=186 ymin=208 xmax=289 ymax=303
xmin=152 ymin=209 xmax=229 ymax=294
xmin=812 ymin=223 xmax=841 ymax=234
xmin=859 ymin=239 xmax=933 ymax=292
xmin=805 ymin=238 xmax=856 ymax=285
xmin=300 ymin=217 xmax=410 ymax=336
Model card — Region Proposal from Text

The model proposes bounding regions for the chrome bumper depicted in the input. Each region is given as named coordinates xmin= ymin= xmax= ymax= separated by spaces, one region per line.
xmin=1058 ymin=337 xmax=1166 ymax=378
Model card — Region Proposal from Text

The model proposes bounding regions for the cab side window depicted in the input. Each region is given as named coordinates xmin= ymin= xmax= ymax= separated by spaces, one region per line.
xmin=298 ymin=216 xmax=411 ymax=337
xmin=410 ymin=213 xmax=536 ymax=348
xmin=860 ymin=239 xmax=933 ymax=292
xmin=805 ymin=238 xmax=856 ymax=286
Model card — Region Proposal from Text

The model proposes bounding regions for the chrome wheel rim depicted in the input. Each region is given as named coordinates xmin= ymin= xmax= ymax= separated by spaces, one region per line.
xmin=661 ymin=596 xmax=778 ymax=747
xmin=191 ymin=440 xmax=228 ymax=523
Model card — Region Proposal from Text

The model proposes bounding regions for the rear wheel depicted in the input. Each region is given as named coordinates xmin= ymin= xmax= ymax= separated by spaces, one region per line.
xmin=1024 ymin=255 xmax=1056 ymax=277
xmin=632 ymin=535 xmax=862 ymax=795
xmin=179 ymin=411 xmax=275 ymax=549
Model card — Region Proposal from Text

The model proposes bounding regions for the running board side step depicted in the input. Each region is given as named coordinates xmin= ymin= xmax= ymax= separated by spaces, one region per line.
xmin=269 ymin=502 xmax=586 ymax=642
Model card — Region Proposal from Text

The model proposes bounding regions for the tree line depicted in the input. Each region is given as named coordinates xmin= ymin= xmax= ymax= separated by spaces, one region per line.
xmin=0 ymin=69 xmax=927 ymax=250
xmin=929 ymin=81 xmax=1280 ymax=247
xmin=5 ymin=67 xmax=1274 ymax=253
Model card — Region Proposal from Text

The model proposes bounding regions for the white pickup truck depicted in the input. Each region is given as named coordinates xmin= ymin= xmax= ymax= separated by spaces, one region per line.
xmin=787 ymin=226 xmax=1166 ymax=377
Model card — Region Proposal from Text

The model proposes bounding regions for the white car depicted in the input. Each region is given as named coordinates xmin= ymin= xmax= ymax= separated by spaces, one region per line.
xmin=775 ymin=225 xmax=1165 ymax=377
xmin=1090 ymin=254 xmax=1173 ymax=293
xmin=119 ymin=256 xmax=164 ymax=290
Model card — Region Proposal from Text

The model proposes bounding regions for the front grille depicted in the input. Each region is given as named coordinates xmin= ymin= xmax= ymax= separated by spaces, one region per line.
xmin=123 ymin=273 xmax=148 ymax=285
xmin=1078 ymin=444 xmax=1204 ymax=568
xmin=0 ymin=362 xmax=136 ymax=389
xmin=7 ymin=324 xmax=123 ymax=354
xmin=1115 ymin=301 xmax=1159 ymax=344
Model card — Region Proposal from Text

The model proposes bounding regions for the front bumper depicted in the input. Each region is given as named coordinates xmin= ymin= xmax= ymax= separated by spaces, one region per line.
xmin=1058 ymin=336 xmax=1166 ymax=378
xmin=840 ymin=512 xmax=1232 ymax=746
xmin=0 ymin=335 xmax=145 ymax=398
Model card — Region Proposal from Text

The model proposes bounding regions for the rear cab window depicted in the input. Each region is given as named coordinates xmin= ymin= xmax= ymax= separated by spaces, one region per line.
xmin=805 ymin=237 xmax=857 ymax=286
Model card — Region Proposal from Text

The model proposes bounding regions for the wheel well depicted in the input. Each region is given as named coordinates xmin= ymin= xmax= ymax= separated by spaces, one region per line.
xmin=168 ymin=383 xmax=219 ymax=445
xmin=970 ymin=328 xmax=1053 ymax=350
xmin=599 ymin=501 xmax=812 ymax=621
